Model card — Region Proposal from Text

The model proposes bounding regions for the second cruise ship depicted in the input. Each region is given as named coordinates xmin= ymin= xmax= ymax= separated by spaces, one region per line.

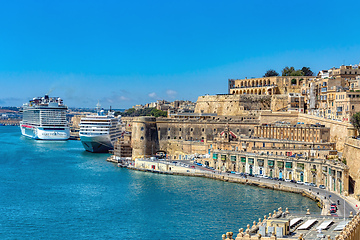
xmin=79 ymin=103 xmax=123 ymax=153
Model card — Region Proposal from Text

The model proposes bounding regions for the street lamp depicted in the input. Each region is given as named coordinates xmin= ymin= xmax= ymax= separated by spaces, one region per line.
xmin=344 ymin=196 xmax=346 ymax=221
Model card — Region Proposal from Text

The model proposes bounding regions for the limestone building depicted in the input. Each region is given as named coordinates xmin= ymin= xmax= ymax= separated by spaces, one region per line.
xmin=228 ymin=76 xmax=313 ymax=96
xmin=206 ymin=150 xmax=348 ymax=194
xmin=254 ymin=123 xmax=330 ymax=143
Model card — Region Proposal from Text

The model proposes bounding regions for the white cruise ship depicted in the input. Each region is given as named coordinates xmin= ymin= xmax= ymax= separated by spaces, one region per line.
xmin=79 ymin=103 xmax=122 ymax=153
xmin=20 ymin=94 xmax=70 ymax=140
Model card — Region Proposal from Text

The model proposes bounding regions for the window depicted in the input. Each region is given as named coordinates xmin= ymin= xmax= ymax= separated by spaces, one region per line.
xmin=141 ymin=127 xmax=144 ymax=131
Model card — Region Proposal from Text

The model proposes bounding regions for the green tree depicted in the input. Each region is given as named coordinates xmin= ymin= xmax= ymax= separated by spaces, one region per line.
xmin=282 ymin=66 xmax=313 ymax=76
xmin=125 ymin=108 xmax=135 ymax=115
xmin=290 ymin=70 xmax=304 ymax=76
xmin=301 ymin=67 xmax=314 ymax=76
xmin=351 ymin=112 xmax=360 ymax=135
xmin=150 ymin=108 xmax=167 ymax=117
xmin=263 ymin=69 xmax=279 ymax=77
xmin=282 ymin=66 xmax=295 ymax=76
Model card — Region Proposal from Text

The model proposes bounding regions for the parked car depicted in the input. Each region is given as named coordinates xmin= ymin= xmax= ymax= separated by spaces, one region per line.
xmin=297 ymin=181 xmax=304 ymax=185
xmin=231 ymin=171 xmax=236 ymax=174
xmin=319 ymin=185 xmax=326 ymax=189
xmin=304 ymin=182 xmax=311 ymax=186
xmin=263 ymin=175 xmax=269 ymax=179
xmin=285 ymin=179 xmax=291 ymax=182
xmin=310 ymin=183 xmax=317 ymax=187
xmin=330 ymin=206 xmax=337 ymax=213
xmin=290 ymin=180 xmax=297 ymax=183
xmin=272 ymin=177 xmax=278 ymax=181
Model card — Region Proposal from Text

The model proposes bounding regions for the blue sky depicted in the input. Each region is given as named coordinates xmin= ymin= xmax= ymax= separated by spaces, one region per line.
xmin=0 ymin=0 xmax=359 ymax=108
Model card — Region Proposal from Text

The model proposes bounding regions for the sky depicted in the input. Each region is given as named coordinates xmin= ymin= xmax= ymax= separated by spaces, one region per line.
xmin=0 ymin=0 xmax=360 ymax=109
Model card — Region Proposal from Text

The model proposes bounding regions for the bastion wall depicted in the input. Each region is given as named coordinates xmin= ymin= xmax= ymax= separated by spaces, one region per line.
xmin=298 ymin=114 xmax=354 ymax=152
xmin=194 ymin=94 xmax=271 ymax=116
xmin=343 ymin=138 xmax=360 ymax=197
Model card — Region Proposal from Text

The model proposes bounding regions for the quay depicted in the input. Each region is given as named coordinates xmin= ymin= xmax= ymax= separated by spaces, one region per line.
xmin=107 ymin=156 xmax=357 ymax=218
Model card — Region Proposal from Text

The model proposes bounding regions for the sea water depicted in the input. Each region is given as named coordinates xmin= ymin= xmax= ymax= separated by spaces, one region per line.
xmin=0 ymin=126 xmax=319 ymax=239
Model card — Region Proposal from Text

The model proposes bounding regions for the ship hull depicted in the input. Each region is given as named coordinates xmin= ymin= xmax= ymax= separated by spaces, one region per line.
xmin=80 ymin=134 xmax=113 ymax=153
xmin=20 ymin=124 xmax=70 ymax=140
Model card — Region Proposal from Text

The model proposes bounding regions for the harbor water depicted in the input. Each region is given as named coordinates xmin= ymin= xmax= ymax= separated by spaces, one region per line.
xmin=0 ymin=126 xmax=320 ymax=239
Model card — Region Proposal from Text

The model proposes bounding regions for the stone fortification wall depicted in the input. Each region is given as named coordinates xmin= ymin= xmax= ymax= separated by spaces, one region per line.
xmin=131 ymin=117 xmax=159 ymax=159
xmin=131 ymin=116 xmax=259 ymax=159
xmin=270 ymin=94 xmax=288 ymax=112
xmin=159 ymin=140 xmax=208 ymax=159
xmin=298 ymin=114 xmax=354 ymax=151
xmin=194 ymin=94 xmax=271 ymax=116
xmin=343 ymin=138 xmax=360 ymax=196
xmin=156 ymin=117 xmax=259 ymax=142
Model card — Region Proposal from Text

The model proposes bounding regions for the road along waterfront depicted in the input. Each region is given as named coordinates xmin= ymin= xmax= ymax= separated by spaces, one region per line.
xmin=0 ymin=126 xmax=320 ymax=239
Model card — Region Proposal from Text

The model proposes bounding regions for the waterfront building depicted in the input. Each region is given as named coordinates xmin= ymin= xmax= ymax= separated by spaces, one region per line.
xmin=113 ymin=133 xmax=132 ymax=159
xmin=254 ymin=123 xmax=330 ymax=143
xmin=207 ymin=150 xmax=348 ymax=194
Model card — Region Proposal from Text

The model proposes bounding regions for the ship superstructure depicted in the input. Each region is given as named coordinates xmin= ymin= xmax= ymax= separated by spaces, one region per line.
xmin=79 ymin=103 xmax=122 ymax=153
xmin=20 ymin=94 xmax=70 ymax=140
